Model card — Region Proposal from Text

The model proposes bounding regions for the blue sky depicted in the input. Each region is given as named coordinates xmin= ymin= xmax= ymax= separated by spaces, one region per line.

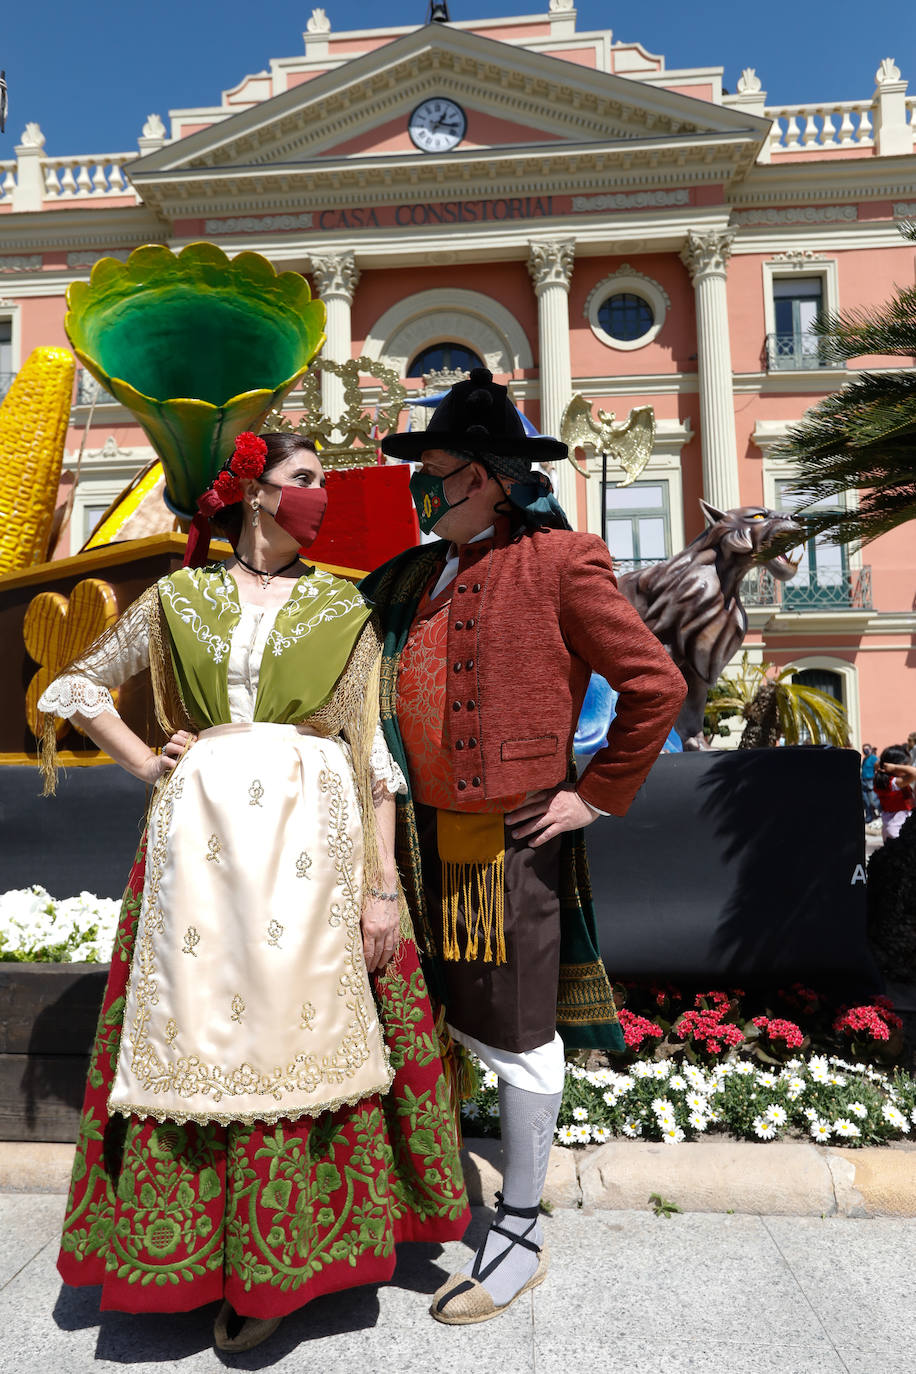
xmin=2 ymin=0 xmax=914 ymax=156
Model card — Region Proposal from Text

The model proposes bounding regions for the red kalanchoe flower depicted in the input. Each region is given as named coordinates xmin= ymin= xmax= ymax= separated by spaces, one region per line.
xmin=230 ymin=431 xmax=268 ymax=478
xmin=833 ymin=1006 xmax=891 ymax=1042
xmin=214 ymin=470 xmax=243 ymax=503
xmin=754 ymin=1016 xmax=804 ymax=1049
xmin=618 ymin=1009 xmax=664 ymax=1050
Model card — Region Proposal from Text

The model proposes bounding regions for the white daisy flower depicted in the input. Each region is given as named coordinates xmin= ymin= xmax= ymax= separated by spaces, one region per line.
xmin=786 ymin=1077 xmax=806 ymax=1100
xmin=602 ymin=1091 xmax=618 ymax=1107
xmin=809 ymin=1055 xmax=829 ymax=1074
xmin=753 ymin=1117 xmax=778 ymax=1140
xmin=572 ymin=1125 xmax=590 ymax=1143
xmin=765 ymin=1105 xmax=788 ymax=1126
xmin=756 ymin=1072 xmax=778 ymax=1088
xmin=685 ymin=1066 xmax=708 ymax=1090
xmin=482 ymin=1070 xmax=499 ymax=1089
xmin=462 ymin=1101 xmax=480 ymax=1119
xmin=786 ymin=1058 xmax=802 ymax=1071
xmin=572 ymin=1107 xmax=589 ymax=1121
xmin=556 ymin=1125 xmax=576 ymax=1144
xmin=661 ymin=1126 xmax=685 ymax=1145
xmin=833 ymin=1119 xmax=861 ymax=1139
xmin=591 ymin=1126 xmax=611 ymax=1144
xmin=810 ymin=1066 xmax=829 ymax=1083
xmin=669 ymin=1074 xmax=687 ymax=1091
xmin=631 ymin=1061 xmax=653 ymax=1080
xmin=803 ymin=1107 xmax=821 ymax=1122
xmin=685 ymin=1092 xmax=708 ymax=1113
xmin=882 ymin=1104 xmax=910 ymax=1132
xmin=848 ymin=1103 xmax=868 ymax=1119
xmin=706 ymin=1108 xmax=721 ymax=1123
xmin=829 ymin=1074 xmax=847 ymax=1087
xmin=688 ymin=1112 xmax=708 ymax=1131
xmin=911 ymin=1108 xmax=916 ymax=1125
xmin=810 ymin=1120 xmax=832 ymax=1142
xmin=734 ymin=1063 xmax=755 ymax=1076
xmin=651 ymin=1062 xmax=671 ymax=1080
xmin=621 ymin=1119 xmax=642 ymax=1138
xmin=486 ymin=1103 xmax=500 ymax=1117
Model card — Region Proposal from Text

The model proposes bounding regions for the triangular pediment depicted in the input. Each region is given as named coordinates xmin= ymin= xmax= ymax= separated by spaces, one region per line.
xmin=131 ymin=23 xmax=769 ymax=180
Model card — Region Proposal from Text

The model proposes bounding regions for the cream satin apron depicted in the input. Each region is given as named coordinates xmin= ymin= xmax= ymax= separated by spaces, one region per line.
xmin=109 ymin=723 xmax=392 ymax=1126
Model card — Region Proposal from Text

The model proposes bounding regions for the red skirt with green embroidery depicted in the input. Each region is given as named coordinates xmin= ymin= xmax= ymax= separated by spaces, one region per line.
xmin=58 ymin=835 xmax=470 ymax=1316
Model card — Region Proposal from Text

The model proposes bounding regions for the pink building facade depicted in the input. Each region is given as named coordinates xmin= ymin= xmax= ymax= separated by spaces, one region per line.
xmin=1 ymin=9 xmax=914 ymax=748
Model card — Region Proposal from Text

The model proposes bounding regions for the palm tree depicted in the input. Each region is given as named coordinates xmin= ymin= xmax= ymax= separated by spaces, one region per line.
xmin=773 ymin=220 xmax=916 ymax=547
xmin=704 ymin=653 xmax=850 ymax=749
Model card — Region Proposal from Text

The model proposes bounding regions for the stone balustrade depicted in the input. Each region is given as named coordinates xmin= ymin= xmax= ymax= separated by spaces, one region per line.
xmin=765 ymin=100 xmax=876 ymax=154
xmin=42 ymin=154 xmax=136 ymax=199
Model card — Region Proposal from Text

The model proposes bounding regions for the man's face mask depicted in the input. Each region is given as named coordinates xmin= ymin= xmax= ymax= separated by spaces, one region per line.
xmin=409 ymin=461 xmax=472 ymax=536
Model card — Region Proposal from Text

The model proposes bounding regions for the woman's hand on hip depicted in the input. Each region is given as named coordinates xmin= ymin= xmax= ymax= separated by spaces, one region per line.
xmin=506 ymin=786 xmax=598 ymax=847
xmin=361 ymin=894 xmax=400 ymax=972
xmin=138 ymin=730 xmax=197 ymax=785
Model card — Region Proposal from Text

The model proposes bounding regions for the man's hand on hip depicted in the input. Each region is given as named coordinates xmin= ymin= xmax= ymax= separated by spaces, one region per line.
xmin=506 ymin=787 xmax=598 ymax=847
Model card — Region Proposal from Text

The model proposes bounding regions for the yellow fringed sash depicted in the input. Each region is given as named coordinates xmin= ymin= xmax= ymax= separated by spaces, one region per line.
xmin=436 ymin=810 xmax=506 ymax=964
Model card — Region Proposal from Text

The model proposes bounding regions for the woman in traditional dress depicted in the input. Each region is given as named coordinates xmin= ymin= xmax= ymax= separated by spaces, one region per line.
xmin=38 ymin=432 xmax=469 ymax=1353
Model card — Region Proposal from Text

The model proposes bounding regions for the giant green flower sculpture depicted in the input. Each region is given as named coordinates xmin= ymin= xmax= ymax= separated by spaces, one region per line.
xmin=65 ymin=242 xmax=326 ymax=518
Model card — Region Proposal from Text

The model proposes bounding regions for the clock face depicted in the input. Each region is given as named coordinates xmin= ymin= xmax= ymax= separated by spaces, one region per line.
xmin=408 ymin=98 xmax=467 ymax=153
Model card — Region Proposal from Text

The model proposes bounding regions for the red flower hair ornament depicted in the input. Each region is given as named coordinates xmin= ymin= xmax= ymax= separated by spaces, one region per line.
xmin=183 ymin=432 xmax=269 ymax=567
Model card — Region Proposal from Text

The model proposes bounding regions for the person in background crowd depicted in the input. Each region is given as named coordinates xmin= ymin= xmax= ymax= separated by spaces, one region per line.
xmin=907 ymin=731 xmax=916 ymax=765
xmin=861 ymin=744 xmax=880 ymax=824
xmin=875 ymin=745 xmax=915 ymax=841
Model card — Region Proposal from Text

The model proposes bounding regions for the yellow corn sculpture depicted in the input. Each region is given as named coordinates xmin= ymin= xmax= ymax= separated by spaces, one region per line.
xmin=0 ymin=346 xmax=76 ymax=575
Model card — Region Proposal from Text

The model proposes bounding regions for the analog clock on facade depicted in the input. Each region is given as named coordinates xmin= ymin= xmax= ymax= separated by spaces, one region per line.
xmin=408 ymin=98 xmax=467 ymax=152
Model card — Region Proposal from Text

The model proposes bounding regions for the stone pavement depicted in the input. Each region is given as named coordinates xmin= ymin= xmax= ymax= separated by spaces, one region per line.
xmin=2 ymin=1193 xmax=915 ymax=1374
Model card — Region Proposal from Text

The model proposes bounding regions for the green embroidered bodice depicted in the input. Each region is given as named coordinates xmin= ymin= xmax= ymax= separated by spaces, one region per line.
xmin=158 ymin=564 xmax=372 ymax=729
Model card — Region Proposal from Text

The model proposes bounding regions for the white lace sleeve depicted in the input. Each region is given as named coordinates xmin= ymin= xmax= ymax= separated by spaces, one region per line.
xmin=36 ymin=591 xmax=152 ymax=721
xmin=369 ymin=721 xmax=407 ymax=795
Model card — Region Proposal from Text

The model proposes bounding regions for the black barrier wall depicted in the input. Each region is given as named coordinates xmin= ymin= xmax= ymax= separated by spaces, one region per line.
xmin=0 ymin=766 xmax=149 ymax=898
xmin=586 ymin=748 xmax=880 ymax=991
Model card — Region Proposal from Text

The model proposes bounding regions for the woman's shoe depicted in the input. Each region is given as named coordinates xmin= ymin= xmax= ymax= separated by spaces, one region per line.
xmin=213 ymin=1300 xmax=282 ymax=1352
xmin=431 ymin=1193 xmax=549 ymax=1326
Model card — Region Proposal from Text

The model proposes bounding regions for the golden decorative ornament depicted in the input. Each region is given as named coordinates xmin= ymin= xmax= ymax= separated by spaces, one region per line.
xmin=24 ymin=578 xmax=120 ymax=740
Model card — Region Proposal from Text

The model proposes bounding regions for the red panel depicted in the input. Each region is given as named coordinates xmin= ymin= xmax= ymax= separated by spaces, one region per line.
xmin=306 ymin=463 xmax=419 ymax=573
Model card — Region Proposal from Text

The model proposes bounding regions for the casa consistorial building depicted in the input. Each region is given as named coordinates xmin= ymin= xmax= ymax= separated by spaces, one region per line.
xmin=1 ymin=6 xmax=914 ymax=745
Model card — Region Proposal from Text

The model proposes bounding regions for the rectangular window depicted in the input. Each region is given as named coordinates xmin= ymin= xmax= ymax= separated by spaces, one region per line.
xmin=603 ymin=480 xmax=670 ymax=570
xmin=83 ymin=504 xmax=110 ymax=542
xmin=0 ymin=320 xmax=12 ymax=399
xmin=775 ymin=479 xmax=848 ymax=607
xmin=770 ymin=277 xmax=826 ymax=370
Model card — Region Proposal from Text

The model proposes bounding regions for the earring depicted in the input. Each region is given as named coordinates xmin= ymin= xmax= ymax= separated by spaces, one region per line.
xmin=250 ymin=498 xmax=260 ymax=528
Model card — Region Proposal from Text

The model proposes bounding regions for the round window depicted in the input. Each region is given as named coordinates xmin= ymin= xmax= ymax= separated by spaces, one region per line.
xmin=597 ymin=293 xmax=655 ymax=343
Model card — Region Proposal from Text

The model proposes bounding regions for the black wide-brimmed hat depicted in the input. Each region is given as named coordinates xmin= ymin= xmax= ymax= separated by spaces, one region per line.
xmin=381 ymin=368 xmax=568 ymax=464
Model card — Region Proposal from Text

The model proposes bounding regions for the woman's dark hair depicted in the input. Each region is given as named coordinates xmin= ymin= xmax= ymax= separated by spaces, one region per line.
xmin=211 ymin=432 xmax=319 ymax=543
xmin=876 ymin=744 xmax=909 ymax=782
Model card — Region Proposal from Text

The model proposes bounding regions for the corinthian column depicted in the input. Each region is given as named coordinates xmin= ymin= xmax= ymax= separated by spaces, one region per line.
xmin=311 ymin=251 xmax=360 ymax=431
xmin=527 ymin=239 xmax=577 ymax=521
xmin=679 ymin=229 xmax=740 ymax=512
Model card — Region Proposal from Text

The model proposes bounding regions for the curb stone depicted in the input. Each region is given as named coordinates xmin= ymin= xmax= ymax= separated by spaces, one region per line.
xmin=2 ymin=1139 xmax=914 ymax=1217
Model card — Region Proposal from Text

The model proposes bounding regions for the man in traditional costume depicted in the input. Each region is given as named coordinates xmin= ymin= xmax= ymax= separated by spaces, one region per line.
xmin=362 ymin=370 xmax=687 ymax=1325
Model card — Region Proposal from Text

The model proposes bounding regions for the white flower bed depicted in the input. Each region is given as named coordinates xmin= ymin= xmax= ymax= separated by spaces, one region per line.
xmin=465 ymin=1052 xmax=916 ymax=1148
xmin=0 ymin=887 xmax=120 ymax=963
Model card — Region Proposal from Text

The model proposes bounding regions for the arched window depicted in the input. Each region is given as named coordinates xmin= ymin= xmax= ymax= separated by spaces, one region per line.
xmin=407 ymin=342 xmax=484 ymax=378
xmin=794 ymin=667 xmax=844 ymax=702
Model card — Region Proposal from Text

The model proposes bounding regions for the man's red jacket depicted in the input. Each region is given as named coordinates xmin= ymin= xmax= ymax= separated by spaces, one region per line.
xmin=364 ymin=520 xmax=687 ymax=817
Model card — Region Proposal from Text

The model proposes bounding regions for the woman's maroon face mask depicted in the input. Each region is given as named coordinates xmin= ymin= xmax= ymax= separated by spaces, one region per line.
xmin=262 ymin=481 xmax=328 ymax=548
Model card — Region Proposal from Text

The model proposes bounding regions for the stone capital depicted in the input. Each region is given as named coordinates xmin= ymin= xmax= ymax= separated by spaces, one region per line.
xmin=679 ymin=229 xmax=737 ymax=283
xmin=527 ymin=239 xmax=575 ymax=295
xmin=311 ymin=251 xmax=360 ymax=303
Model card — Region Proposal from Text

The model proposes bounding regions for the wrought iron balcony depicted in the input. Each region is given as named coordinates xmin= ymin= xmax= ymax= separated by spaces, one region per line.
xmin=765 ymin=332 xmax=834 ymax=371
xmin=609 ymin=557 xmax=666 ymax=577
xmin=741 ymin=565 xmax=872 ymax=611
xmin=75 ymin=368 xmax=116 ymax=406
xmin=0 ymin=371 xmax=15 ymax=401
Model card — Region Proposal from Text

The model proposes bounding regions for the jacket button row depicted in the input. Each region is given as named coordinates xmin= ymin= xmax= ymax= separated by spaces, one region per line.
xmin=466 ymin=659 xmax=474 ymax=670
xmin=457 ymin=584 xmax=467 ymax=593
xmin=454 ymin=620 xmax=464 ymax=629
xmin=468 ymin=737 xmax=478 ymax=748
xmin=455 ymin=740 xmax=464 ymax=751
xmin=472 ymin=776 xmax=481 ymax=787
xmin=453 ymin=662 xmax=462 ymax=672
xmin=457 ymin=779 xmax=467 ymax=791
xmin=453 ymin=700 xmax=462 ymax=711
xmin=467 ymin=700 xmax=476 ymax=710
xmin=467 ymin=618 xmax=475 ymax=629
xmin=472 ymin=583 xmax=481 ymax=593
